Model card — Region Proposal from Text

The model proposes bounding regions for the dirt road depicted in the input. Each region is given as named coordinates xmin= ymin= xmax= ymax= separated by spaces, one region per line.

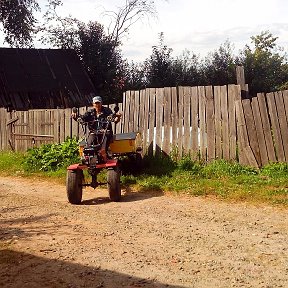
xmin=0 ymin=176 xmax=287 ymax=288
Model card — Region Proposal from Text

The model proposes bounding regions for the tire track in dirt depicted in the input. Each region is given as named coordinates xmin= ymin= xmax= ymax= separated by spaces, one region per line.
xmin=1 ymin=176 xmax=288 ymax=287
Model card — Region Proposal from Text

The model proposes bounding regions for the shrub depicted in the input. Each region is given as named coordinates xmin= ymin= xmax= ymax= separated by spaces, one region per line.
xmin=201 ymin=159 xmax=258 ymax=178
xmin=23 ymin=138 xmax=79 ymax=172
xmin=260 ymin=162 xmax=288 ymax=178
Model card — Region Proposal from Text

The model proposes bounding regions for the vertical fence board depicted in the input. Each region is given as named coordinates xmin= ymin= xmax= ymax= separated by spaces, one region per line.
xmin=148 ymin=88 xmax=156 ymax=156
xmin=117 ymin=102 xmax=123 ymax=134
xmin=242 ymin=99 xmax=261 ymax=166
xmin=219 ymin=86 xmax=229 ymax=160
xmin=206 ymin=86 xmax=215 ymax=162
xmin=178 ymin=87 xmax=184 ymax=157
xmin=125 ymin=91 xmax=132 ymax=133
xmin=283 ymin=90 xmax=288 ymax=120
xmin=234 ymin=85 xmax=247 ymax=165
xmin=0 ymin=108 xmax=3 ymax=149
xmin=13 ymin=111 xmax=20 ymax=151
xmin=123 ymin=92 xmax=129 ymax=133
xmin=267 ymin=92 xmax=285 ymax=162
xmin=198 ymin=86 xmax=206 ymax=160
xmin=274 ymin=91 xmax=288 ymax=161
xmin=133 ymin=90 xmax=140 ymax=132
xmin=2 ymin=108 xmax=8 ymax=149
xmin=138 ymin=90 xmax=145 ymax=135
xmin=214 ymin=86 xmax=222 ymax=159
xmin=155 ymin=88 xmax=164 ymax=155
xmin=258 ymin=93 xmax=276 ymax=162
xmin=64 ymin=108 xmax=71 ymax=139
xmin=235 ymin=100 xmax=258 ymax=168
xmin=143 ymin=89 xmax=150 ymax=154
xmin=171 ymin=87 xmax=178 ymax=149
xmin=251 ymin=96 xmax=269 ymax=165
xmin=183 ymin=87 xmax=191 ymax=154
xmin=228 ymin=85 xmax=237 ymax=160
xmin=129 ymin=91 xmax=135 ymax=132
xmin=163 ymin=87 xmax=171 ymax=155
xmin=71 ymin=107 xmax=79 ymax=138
xmin=190 ymin=87 xmax=199 ymax=160
xmin=59 ymin=109 xmax=65 ymax=142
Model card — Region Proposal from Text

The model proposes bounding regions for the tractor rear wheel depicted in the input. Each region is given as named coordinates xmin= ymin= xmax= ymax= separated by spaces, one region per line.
xmin=66 ymin=169 xmax=83 ymax=204
xmin=107 ymin=166 xmax=121 ymax=202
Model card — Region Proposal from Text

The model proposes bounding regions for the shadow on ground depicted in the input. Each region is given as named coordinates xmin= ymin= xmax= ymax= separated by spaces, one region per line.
xmin=0 ymin=249 xmax=187 ymax=288
xmin=81 ymin=187 xmax=164 ymax=205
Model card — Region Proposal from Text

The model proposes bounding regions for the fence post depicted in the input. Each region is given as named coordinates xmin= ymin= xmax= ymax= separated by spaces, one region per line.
xmin=236 ymin=65 xmax=249 ymax=99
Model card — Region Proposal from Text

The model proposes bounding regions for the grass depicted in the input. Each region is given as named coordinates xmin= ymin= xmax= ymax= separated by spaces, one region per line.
xmin=0 ymin=151 xmax=287 ymax=206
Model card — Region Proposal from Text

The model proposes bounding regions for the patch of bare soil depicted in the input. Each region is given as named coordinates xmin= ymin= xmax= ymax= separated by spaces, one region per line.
xmin=0 ymin=176 xmax=287 ymax=288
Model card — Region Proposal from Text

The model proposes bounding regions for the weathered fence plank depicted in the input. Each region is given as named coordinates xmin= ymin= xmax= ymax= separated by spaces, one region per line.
xmin=142 ymin=89 xmax=149 ymax=154
xmin=123 ymin=91 xmax=129 ymax=133
xmin=257 ymin=93 xmax=276 ymax=163
xmin=163 ymin=87 xmax=171 ymax=155
xmin=274 ymin=91 xmax=288 ymax=161
xmin=228 ymin=85 xmax=237 ymax=160
xmin=190 ymin=86 xmax=199 ymax=160
xmin=198 ymin=86 xmax=206 ymax=160
xmin=242 ymin=99 xmax=261 ymax=166
xmin=155 ymin=88 xmax=164 ymax=155
xmin=267 ymin=92 xmax=285 ymax=162
xmin=148 ymin=88 xmax=156 ymax=156
xmin=206 ymin=86 xmax=215 ymax=162
xmin=251 ymin=96 xmax=269 ymax=166
xmin=133 ymin=90 xmax=140 ymax=132
xmin=220 ymin=86 xmax=229 ymax=160
xmin=171 ymin=87 xmax=178 ymax=150
xmin=214 ymin=86 xmax=222 ymax=159
xmin=234 ymin=86 xmax=259 ymax=168
xmin=183 ymin=87 xmax=191 ymax=154
xmin=178 ymin=86 xmax=184 ymax=157
xmin=129 ymin=91 xmax=135 ymax=132
xmin=138 ymin=90 xmax=145 ymax=135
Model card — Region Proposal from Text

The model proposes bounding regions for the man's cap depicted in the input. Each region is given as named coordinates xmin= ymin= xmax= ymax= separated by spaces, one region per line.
xmin=92 ymin=96 xmax=102 ymax=103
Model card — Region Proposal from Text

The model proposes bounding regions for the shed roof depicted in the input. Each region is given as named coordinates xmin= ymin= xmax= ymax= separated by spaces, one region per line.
xmin=0 ymin=48 xmax=95 ymax=110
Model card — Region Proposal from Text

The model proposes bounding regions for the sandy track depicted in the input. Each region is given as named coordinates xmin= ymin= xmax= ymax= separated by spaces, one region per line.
xmin=0 ymin=176 xmax=287 ymax=288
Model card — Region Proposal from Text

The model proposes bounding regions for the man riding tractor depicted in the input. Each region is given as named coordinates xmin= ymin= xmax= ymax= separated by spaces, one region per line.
xmin=71 ymin=96 xmax=121 ymax=163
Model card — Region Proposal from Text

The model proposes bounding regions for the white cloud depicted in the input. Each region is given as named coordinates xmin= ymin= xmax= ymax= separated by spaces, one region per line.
xmin=1 ymin=0 xmax=288 ymax=62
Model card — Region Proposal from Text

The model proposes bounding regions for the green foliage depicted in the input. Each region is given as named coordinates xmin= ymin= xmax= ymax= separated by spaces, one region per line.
xmin=177 ymin=156 xmax=202 ymax=174
xmin=201 ymin=159 xmax=258 ymax=178
xmin=202 ymin=40 xmax=237 ymax=85
xmin=144 ymin=32 xmax=174 ymax=87
xmin=260 ymin=162 xmax=288 ymax=178
xmin=0 ymin=151 xmax=26 ymax=175
xmin=237 ymin=31 xmax=288 ymax=95
xmin=0 ymin=150 xmax=287 ymax=206
xmin=142 ymin=154 xmax=176 ymax=176
xmin=0 ymin=0 xmax=39 ymax=47
xmin=23 ymin=137 xmax=79 ymax=172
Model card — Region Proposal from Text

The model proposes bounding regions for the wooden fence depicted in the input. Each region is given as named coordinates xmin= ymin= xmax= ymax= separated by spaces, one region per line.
xmin=0 ymin=104 xmax=123 ymax=152
xmin=1 ymin=85 xmax=288 ymax=168
xmin=121 ymin=86 xmax=288 ymax=168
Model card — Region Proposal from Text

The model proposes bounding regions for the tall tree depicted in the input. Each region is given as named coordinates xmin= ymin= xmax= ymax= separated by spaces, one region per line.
xmin=237 ymin=31 xmax=288 ymax=95
xmin=172 ymin=50 xmax=202 ymax=86
xmin=0 ymin=0 xmax=39 ymax=46
xmin=202 ymin=40 xmax=236 ymax=85
xmin=105 ymin=0 xmax=157 ymax=44
xmin=144 ymin=32 xmax=174 ymax=87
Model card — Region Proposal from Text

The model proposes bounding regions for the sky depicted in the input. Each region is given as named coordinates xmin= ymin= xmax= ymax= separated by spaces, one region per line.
xmin=1 ymin=0 xmax=288 ymax=62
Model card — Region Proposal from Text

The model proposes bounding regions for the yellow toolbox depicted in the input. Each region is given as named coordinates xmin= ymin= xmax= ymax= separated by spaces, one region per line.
xmin=109 ymin=132 xmax=142 ymax=154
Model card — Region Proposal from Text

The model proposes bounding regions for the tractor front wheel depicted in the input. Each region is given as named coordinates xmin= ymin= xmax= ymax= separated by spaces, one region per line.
xmin=107 ymin=166 xmax=121 ymax=202
xmin=66 ymin=169 xmax=83 ymax=204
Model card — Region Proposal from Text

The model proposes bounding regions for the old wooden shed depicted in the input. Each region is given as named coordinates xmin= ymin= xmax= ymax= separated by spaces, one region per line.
xmin=0 ymin=48 xmax=95 ymax=110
